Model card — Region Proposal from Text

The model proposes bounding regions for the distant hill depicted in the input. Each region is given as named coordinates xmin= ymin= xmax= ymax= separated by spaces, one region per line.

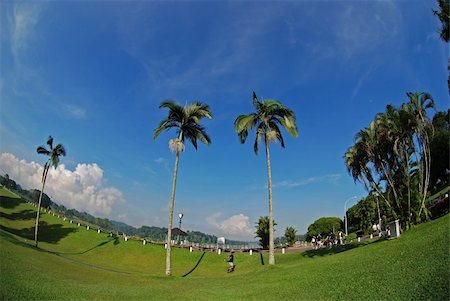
xmin=0 ymin=174 xmax=250 ymax=245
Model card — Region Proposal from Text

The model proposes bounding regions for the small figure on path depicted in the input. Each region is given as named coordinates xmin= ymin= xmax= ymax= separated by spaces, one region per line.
xmin=226 ymin=252 xmax=235 ymax=273
xmin=312 ymin=236 xmax=316 ymax=250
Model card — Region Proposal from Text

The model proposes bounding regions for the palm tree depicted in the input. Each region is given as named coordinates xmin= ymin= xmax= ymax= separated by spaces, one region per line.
xmin=406 ymin=92 xmax=435 ymax=220
xmin=153 ymin=100 xmax=212 ymax=276
xmin=234 ymin=92 xmax=298 ymax=265
xmin=35 ymin=136 xmax=66 ymax=247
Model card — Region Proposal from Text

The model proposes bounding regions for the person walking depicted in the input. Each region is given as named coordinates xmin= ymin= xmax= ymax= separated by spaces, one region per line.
xmin=226 ymin=252 xmax=235 ymax=273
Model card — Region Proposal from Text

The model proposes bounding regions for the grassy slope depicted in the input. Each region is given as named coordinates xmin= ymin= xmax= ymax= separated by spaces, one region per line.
xmin=0 ymin=188 xmax=449 ymax=300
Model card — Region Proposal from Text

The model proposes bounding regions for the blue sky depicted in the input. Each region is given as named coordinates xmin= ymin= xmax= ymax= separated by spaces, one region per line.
xmin=1 ymin=1 xmax=448 ymax=240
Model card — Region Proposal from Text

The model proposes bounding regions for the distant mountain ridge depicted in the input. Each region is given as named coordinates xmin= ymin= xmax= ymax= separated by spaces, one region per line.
xmin=0 ymin=174 xmax=250 ymax=245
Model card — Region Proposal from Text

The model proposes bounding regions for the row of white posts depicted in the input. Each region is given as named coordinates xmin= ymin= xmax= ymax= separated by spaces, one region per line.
xmin=32 ymin=203 xmax=291 ymax=252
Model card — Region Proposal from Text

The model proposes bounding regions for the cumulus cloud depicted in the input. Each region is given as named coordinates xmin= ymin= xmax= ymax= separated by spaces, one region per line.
xmin=0 ymin=152 xmax=124 ymax=216
xmin=206 ymin=212 xmax=254 ymax=240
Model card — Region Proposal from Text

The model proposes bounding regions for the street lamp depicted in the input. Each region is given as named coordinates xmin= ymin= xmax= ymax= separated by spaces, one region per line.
xmin=177 ymin=213 xmax=183 ymax=245
xmin=344 ymin=196 xmax=358 ymax=236
xmin=178 ymin=213 xmax=184 ymax=230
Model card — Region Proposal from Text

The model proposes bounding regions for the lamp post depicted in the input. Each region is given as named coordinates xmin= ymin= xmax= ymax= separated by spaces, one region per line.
xmin=178 ymin=213 xmax=183 ymax=229
xmin=178 ymin=213 xmax=183 ymax=244
xmin=344 ymin=196 xmax=358 ymax=236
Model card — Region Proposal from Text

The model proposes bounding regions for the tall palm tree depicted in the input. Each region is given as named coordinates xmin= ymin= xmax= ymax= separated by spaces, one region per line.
xmin=406 ymin=92 xmax=435 ymax=219
xmin=35 ymin=136 xmax=66 ymax=247
xmin=153 ymin=100 xmax=212 ymax=276
xmin=234 ymin=92 xmax=298 ymax=265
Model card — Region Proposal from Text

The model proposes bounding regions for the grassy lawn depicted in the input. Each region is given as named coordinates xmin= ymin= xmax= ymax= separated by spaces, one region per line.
xmin=0 ymin=187 xmax=449 ymax=300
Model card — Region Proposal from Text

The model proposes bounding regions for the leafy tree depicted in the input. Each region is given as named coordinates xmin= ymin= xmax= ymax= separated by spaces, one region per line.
xmin=0 ymin=174 xmax=19 ymax=191
xmin=235 ymin=92 xmax=298 ymax=265
xmin=344 ymin=92 xmax=436 ymax=228
xmin=35 ymin=136 xmax=66 ymax=247
xmin=284 ymin=226 xmax=297 ymax=246
xmin=433 ymin=0 xmax=450 ymax=42
xmin=306 ymin=217 xmax=342 ymax=240
xmin=430 ymin=110 xmax=450 ymax=191
xmin=255 ymin=216 xmax=277 ymax=249
xmin=346 ymin=194 xmax=393 ymax=234
xmin=154 ymin=100 xmax=212 ymax=276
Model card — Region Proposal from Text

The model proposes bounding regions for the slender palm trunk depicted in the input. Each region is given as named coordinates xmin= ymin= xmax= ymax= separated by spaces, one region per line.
xmin=419 ymin=132 xmax=431 ymax=218
xmin=265 ymin=139 xmax=275 ymax=265
xmin=35 ymin=165 xmax=49 ymax=248
xmin=166 ymin=150 xmax=180 ymax=276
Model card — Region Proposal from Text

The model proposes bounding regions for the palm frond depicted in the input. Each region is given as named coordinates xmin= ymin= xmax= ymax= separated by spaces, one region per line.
xmin=184 ymin=102 xmax=213 ymax=122
xmin=54 ymin=144 xmax=66 ymax=157
xmin=155 ymin=100 xmax=212 ymax=151
xmin=47 ymin=136 xmax=53 ymax=149
xmin=234 ymin=114 xmax=258 ymax=133
xmin=36 ymin=146 xmax=50 ymax=155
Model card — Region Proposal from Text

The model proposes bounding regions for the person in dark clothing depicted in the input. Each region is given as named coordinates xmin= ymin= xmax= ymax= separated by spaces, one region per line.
xmin=226 ymin=252 xmax=235 ymax=273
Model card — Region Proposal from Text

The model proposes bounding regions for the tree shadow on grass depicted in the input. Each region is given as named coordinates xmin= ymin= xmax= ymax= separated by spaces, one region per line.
xmin=182 ymin=252 xmax=206 ymax=277
xmin=0 ymin=230 xmax=130 ymax=275
xmin=0 ymin=196 xmax=26 ymax=209
xmin=0 ymin=221 xmax=76 ymax=244
xmin=0 ymin=209 xmax=36 ymax=221
xmin=302 ymin=240 xmax=386 ymax=258
xmin=51 ymin=238 xmax=115 ymax=255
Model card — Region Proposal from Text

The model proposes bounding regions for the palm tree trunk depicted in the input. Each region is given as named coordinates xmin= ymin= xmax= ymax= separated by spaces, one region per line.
xmin=35 ymin=164 xmax=49 ymax=248
xmin=265 ymin=139 xmax=275 ymax=265
xmin=166 ymin=149 xmax=180 ymax=276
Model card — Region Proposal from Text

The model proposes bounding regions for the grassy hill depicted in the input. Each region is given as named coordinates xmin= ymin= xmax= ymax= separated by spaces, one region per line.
xmin=0 ymin=187 xmax=448 ymax=300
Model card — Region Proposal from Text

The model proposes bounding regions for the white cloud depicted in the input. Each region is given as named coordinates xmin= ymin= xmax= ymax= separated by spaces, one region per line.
xmin=273 ymin=174 xmax=342 ymax=189
xmin=335 ymin=3 xmax=401 ymax=61
xmin=65 ymin=104 xmax=87 ymax=119
xmin=0 ymin=152 xmax=124 ymax=216
xmin=154 ymin=157 xmax=165 ymax=164
xmin=206 ymin=212 xmax=254 ymax=240
xmin=10 ymin=3 xmax=43 ymax=64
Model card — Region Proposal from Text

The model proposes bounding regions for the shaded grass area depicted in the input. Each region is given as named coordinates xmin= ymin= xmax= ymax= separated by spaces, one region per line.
xmin=0 ymin=187 xmax=449 ymax=300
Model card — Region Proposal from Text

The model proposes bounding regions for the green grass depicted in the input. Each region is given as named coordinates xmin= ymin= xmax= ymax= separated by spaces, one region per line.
xmin=0 ymin=187 xmax=449 ymax=300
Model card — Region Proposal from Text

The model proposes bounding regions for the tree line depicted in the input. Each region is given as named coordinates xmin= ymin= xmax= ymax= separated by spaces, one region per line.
xmin=344 ymin=94 xmax=449 ymax=230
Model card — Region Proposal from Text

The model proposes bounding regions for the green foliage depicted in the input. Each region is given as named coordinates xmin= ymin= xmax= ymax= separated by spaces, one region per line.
xmin=255 ymin=216 xmax=276 ymax=248
xmin=306 ymin=217 xmax=342 ymax=240
xmin=284 ymin=226 xmax=297 ymax=246
xmin=430 ymin=110 xmax=450 ymax=192
xmin=234 ymin=91 xmax=298 ymax=155
xmin=153 ymin=100 xmax=213 ymax=149
xmin=433 ymin=0 xmax=450 ymax=42
xmin=347 ymin=195 xmax=393 ymax=234
xmin=344 ymin=92 xmax=439 ymax=228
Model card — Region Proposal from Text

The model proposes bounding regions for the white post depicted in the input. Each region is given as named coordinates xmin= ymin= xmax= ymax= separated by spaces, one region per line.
xmin=97 ymin=229 xmax=101 ymax=234
xmin=370 ymin=234 xmax=373 ymax=239
xmin=282 ymin=248 xmax=285 ymax=254
xmin=143 ymin=240 xmax=146 ymax=245
xmin=77 ymin=223 xmax=80 ymax=227
xmin=86 ymin=226 xmax=90 ymax=230
xmin=164 ymin=243 xmax=167 ymax=249
xmin=249 ymin=249 xmax=253 ymax=256
xmin=125 ymin=236 xmax=128 ymax=241
xmin=218 ymin=248 xmax=221 ymax=255
xmin=189 ymin=246 xmax=193 ymax=252
xmin=63 ymin=217 xmax=66 ymax=221
xmin=357 ymin=237 xmax=361 ymax=242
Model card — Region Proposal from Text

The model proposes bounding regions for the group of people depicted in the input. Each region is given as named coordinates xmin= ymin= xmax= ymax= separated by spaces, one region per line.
xmin=311 ymin=231 xmax=346 ymax=250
